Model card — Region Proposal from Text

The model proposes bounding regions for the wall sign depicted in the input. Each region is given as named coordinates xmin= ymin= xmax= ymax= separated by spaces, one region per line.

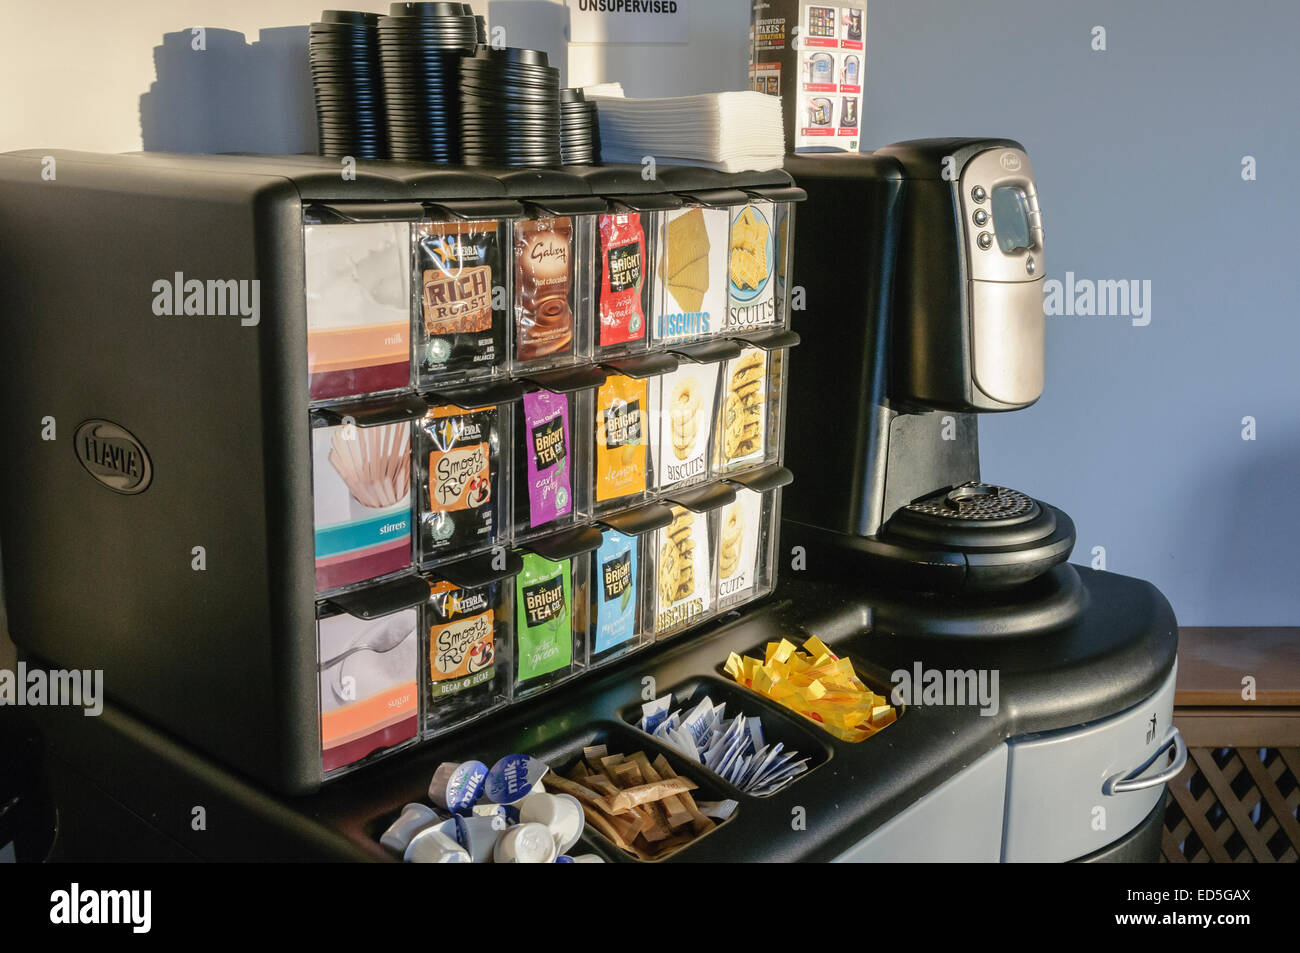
xmin=567 ymin=0 xmax=688 ymax=45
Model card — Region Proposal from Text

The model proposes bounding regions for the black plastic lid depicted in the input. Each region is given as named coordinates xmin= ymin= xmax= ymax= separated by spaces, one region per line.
xmin=598 ymin=502 xmax=676 ymax=536
xmin=311 ymin=393 xmax=427 ymax=427
xmin=670 ymin=339 xmax=744 ymax=364
xmin=665 ymin=481 xmax=737 ymax=513
xmin=430 ymin=548 xmax=524 ymax=587
xmin=746 ymin=185 xmax=807 ymax=203
xmin=473 ymin=46 xmax=549 ymax=67
xmin=600 ymin=352 xmax=679 ymax=379
xmin=389 ymin=2 xmax=468 ymax=18
xmin=305 ymin=201 xmax=425 ymax=223
xmin=425 ymin=379 xmax=525 ymax=409
xmin=681 ymin=188 xmax=752 ymax=208
xmin=604 ymin=193 xmax=684 ymax=212
xmin=522 ymin=364 xmax=608 ymax=394
xmin=320 ymin=11 xmax=381 ymax=27
xmin=424 ymin=197 xmax=524 ymax=220
xmin=733 ymin=328 xmax=800 ymax=351
xmin=522 ymin=196 xmax=607 ymax=216
xmin=726 ymin=464 xmax=794 ymax=494
xmin=321 ymin=573 xmax=430 ymax=619
xmin=522 ymin=525 xmax=603 ymax=560
xmin=496 ymin=167 xmax=593 ymax=199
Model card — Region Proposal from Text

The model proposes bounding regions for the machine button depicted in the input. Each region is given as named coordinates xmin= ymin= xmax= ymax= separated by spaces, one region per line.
xmin=1025 ymin=256 xmax=1036 ymax=276
xmin=971 ymin=186 xmax=987 ymax=203
xmin=973 ymin=208 xmax=989 ymax=227
xmin=977 ymin=231 xmax=993 ymax=249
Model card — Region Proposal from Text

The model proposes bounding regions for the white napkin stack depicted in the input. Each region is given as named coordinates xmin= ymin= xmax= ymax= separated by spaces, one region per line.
xmin=585 ymin=89 xmax=786 ymax=173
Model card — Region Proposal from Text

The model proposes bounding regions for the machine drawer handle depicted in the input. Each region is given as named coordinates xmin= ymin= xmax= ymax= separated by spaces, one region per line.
xmin=1102 ymin=726 xmax=1187 ymax=796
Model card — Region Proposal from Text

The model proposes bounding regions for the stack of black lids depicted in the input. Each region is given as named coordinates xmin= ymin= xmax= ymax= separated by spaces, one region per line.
xmin=459 ymin=47 xmax=562 ymax=168
xmin=309 ymin=11 xmax=387 ymax=159
xmin=559 ymin=88 xmax=599 ymax=166
xmin=378 ymin=2 xmax=479 ymax=162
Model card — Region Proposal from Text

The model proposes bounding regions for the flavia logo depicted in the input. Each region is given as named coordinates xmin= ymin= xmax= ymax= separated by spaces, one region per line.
xmin=1000 ymin=151 xmax=1022 ymax=172
xmin=74 ymin=420 xmax=153 ymax=495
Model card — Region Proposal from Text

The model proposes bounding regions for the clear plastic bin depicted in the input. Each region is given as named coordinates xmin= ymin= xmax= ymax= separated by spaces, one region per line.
xmin=772 ymin=198 xmax=797 ymax=329
xmin=651 ymin=483 xmax=736 ymax=638
xmin=590 ymin=362 xmax=663 ymax=516
xmin=311 ymin=411 xmax=416 ymax=594
xmin=303 ymin=216 xmax=414 ymax=403
xmin=724 ymin=199 xmax=781 ymax=335
xmin=316 ymin=595 xmax=421 ymax=780
xmin=415 ymin=386 xmax=514 ymax=570
xmin=512 ymin=527 xmax=601 ymax=699
xmin=591 ymin=202 xmax=659 ymax=359
xmin=650 ymin=201 xmax=731 ymax=346
xmin=715 ymin=465 xmax=792 ymax=610
xmin=510 ymin=377 xmax=598 ymax=543
xmin=651 ymin=354 xmax=724 ymax=494
xmin=511 ymin=206 xmax=597 ymax=373
xmin=586 ymin=504 xmax=673 ymax=667
xmin=414 ymin=211 xmax=513 ymax=388
xmin=421 ymin=550 xmax=522 ymax=739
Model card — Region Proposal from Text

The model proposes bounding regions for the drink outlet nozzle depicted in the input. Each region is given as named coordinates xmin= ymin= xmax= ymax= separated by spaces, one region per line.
xmin=782 ymin=140 xmax=1074 ymax=596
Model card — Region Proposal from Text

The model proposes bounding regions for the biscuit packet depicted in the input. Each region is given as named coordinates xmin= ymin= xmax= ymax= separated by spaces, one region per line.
xmin=515 ymin=553 xmax=573 ymax=685
xmin=594 ymin=374 xmax=649 ymax=506
xmin=654 ymin=505 xmax=713 ymax=634
xmin=725 ymin=202 xmax=777 ymax=333
xmin=655 ymin=361 xmax=720 ymax=491
xmin=596 ymin=212 xmax=648 ymax=350
xmin=519 ymin=390 xmax=573 ymax=530
xmin=419 ymin=404 xmax=499 ymax=564
xmin=417 ymin=221 xmax=506 ymax=380
xmin=716 ymin=487 xmax=763 ymax=608
xmin=514 ymin=217 xmax=575 ymax=364
xmin=715 ymin=347 xmax=768 ymax=472
xmin=653 ymin=206 xmax=728 ymax=343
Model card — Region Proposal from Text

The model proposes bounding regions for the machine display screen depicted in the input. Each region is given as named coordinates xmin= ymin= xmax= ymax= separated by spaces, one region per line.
xmin=991 ymin=186 xmax=1032 ymax=253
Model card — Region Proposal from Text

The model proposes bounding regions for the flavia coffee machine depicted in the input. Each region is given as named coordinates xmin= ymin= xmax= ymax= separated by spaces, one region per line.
xmin=784 ymin=139 xmax=1074 ymax=593
xmin=0 ymin=142 xmax=1181 ymax=863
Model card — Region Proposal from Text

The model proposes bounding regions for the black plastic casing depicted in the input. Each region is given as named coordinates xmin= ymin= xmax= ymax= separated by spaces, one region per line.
xmin=0 ymin=151 xmax=794 ymax=794
xmin=874 ymin=137 xmax=1026 ymax=413
xmin=781 ymin=152 xmax=906 ymax=538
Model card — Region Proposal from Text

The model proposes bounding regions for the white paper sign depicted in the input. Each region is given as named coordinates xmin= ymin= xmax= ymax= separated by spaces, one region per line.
xmin=567 ymin=0 xmax=688 ymax=45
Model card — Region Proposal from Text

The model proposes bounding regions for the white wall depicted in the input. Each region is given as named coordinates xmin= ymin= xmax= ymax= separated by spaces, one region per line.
xmin=0 ymin=0 xmax=752 ymax=155
xmin=0 ymin=1 xmax=326 ymax=154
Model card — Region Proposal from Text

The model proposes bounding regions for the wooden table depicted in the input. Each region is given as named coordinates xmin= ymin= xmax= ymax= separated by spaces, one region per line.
xmin=1164 ymin=628 xmax=1300 ymax=862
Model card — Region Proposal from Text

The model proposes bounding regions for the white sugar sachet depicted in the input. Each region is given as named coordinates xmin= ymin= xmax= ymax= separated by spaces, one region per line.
xmin=639 ymin=693 xmax=673 ymax=733
xmin=647 ymin=697 xmax=808 ymax=795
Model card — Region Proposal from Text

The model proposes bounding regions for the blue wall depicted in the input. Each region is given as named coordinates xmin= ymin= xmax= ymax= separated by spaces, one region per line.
xmin=863 ymin=0 xmax=1299 ymax=624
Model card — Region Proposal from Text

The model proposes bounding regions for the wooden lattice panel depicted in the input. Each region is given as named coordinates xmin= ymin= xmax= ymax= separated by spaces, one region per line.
xmin=1162 ymin=746 xmax=1300 ymax=862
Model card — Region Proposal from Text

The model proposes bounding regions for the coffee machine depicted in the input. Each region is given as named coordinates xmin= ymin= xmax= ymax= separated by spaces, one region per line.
xmin=783 ymin=139 xmax=1075 ymax=594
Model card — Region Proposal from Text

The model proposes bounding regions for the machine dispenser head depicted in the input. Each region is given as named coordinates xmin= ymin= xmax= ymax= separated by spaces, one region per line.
xmin=875 ymin=138 xmax=1045 ymax=412
xmin=783 ymin=141 xmax=1073 ymax=595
